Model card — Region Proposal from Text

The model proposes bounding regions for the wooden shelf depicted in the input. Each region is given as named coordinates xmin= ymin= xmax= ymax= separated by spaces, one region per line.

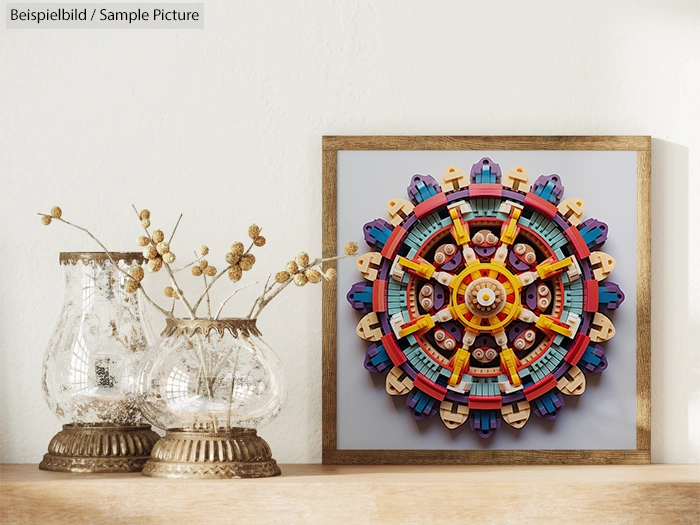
xmin=1 ymin=464 xmax=699 ymax=524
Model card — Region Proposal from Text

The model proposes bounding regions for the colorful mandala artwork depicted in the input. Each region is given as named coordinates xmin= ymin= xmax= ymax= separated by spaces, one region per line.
xmin=347 ymin=158 xmax=625 ymax=438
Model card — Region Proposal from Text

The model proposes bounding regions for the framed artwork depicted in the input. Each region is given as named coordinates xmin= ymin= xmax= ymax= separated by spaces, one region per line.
xmin=322 ymin=136 xmax=651 ymax=465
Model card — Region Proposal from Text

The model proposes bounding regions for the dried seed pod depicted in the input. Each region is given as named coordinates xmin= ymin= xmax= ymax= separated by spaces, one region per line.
xmin=164 ymin=286 xmax=175 ymax=298
xmin=125 ymin=280 xmax=139 ymax=294
xmin=143 ymin=246 xmax=158 ymax=260
xmin=199 ymin=245 xmax=209 ymax=256
xmin=239 ymin=253 xmax=255 ymax=271
xmin=296 ymin=252 xmax=310 ymax=268
xmin=204 ymin=265 xmax=217 ymax=277
xmin=230 ymin=242 xmax=245 ymax=256
xmin=325 ymin=268 xmax=337 ymax=281
xmin=344 ymin=241 xmax=358 ymax=256
xmin=139 ymin=209 xmax=151 ymax=220
xmin=275 ymin=271 xmax=291 ymax=283
xmin=306 ymin=269 xmax=322 ymax=284
xmin=156 ymin=241 xmax=170 ymax=255
xmin=50 ymin=206 xmax=62 ymax=219
xmin=225 ymin=252 xmax=239 ymax=265
xmin=141 ymin=219 xmax=151 ymax=229
xmin=294 ymin=273 xmax=308 ymax=287
xmin=254 ymin=236 xmax=266 ymax=247
xmin=41 ymin=215 xmax=52 ymax=226
xmin=130 ymin=265 xmax=145 ymax=282
xmin=248 ymin=224 xmax=261 ymax=239
xmin=148 ymin=257 xmax=163 ymax=273
xmin=191 ymin=265 xmax=203 ymax=277
xmin=286 ymin=261 xmax=299 ymax=274
xmin=163 ymin=252 xmax=176 ymax=264
xmin=228 ymin=265 xmax=243 ymax=282
xmin=152 ymin=230 xmax=165 ymax=244
xmin=137 ymin=236 xmax=150 ymax=247
xmin=199 ymin=259 xmax=209 ymax=270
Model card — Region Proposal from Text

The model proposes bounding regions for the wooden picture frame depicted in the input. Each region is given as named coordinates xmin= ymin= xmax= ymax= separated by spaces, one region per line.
xmin=322 ymin=136 xmax=651 ymax=465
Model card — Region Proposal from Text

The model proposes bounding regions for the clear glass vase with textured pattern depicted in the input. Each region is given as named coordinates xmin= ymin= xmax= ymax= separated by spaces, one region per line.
xmin=39 ymin=252 xmax=160 ymax=473
xmin=137 ymin=318 xmax=287 ymax=479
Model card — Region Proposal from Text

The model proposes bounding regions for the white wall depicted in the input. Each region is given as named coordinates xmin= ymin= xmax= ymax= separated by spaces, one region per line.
xmin=1 ymin=0 xmax=698 ymax=464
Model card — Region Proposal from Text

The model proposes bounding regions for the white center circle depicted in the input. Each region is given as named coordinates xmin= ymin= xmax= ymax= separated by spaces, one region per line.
xmin=477 ymin=289 xmax=496 ymax=307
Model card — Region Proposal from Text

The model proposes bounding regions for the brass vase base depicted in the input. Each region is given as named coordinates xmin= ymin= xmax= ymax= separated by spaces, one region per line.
xmin=39 ymin=423 xmax=160 ymax=473
xmin=142 ymin=428 xmax=281 ymax=479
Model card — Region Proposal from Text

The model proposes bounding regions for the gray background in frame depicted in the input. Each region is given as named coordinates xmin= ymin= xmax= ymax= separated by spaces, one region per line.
xmin=336 ymin=149 xmax=637 ymax=450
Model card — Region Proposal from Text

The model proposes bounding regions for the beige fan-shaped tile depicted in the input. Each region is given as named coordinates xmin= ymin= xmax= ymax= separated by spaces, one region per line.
xmin=440 ymin=166 xmax=468 ymax=192
xmin=386 ymin=198 xmax=414 ymax=226
xmin=557 ymin=365 xmax=587 ymax=395
xmin=439 ymin=400 xmax=469 ymax=429
xmin=501 ymin=400 xmax=531 ymax=429
xmin=503 ymin=166 xmax=531 ymax=192
xmin=590 ymin=312 xmax=616 ymax=342
xmin=589 ymin=251 xmax=616 ymax=281
xmin=356 ymin=252 xmax=382 ymax=281
xmin=558 ymin=198 xmax=585 ymax=226
xmin=386 ymin=366 xmax=413 ymax=396
xmin=356 ymin=312 xmax=382 ymax=341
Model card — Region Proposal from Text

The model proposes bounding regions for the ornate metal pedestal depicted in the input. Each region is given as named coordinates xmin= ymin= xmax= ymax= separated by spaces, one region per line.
xmin=141 ymin=428 xmax=281 ymax=479
xmin=39 ymin=423 xmax=160 ymax=473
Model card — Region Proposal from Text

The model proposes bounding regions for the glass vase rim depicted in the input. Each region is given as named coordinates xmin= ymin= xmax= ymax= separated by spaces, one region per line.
xmin=161 ymin=317 xmax=261 ymax=339
xmin=59 ymin=251 xmax=145 ymax=266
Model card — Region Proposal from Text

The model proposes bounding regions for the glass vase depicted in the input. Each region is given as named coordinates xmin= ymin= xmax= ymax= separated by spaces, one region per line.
xmin=40 ymin=252 xmax=160 ymax=473
xmin=138 ymin=318 xmax=287 ymax=479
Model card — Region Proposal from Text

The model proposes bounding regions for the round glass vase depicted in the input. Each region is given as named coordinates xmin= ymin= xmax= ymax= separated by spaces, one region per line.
xmin=40 ymin=252 xmax=160 ymax=473
xmin=138 ymin=318 xmax=287 ymax=479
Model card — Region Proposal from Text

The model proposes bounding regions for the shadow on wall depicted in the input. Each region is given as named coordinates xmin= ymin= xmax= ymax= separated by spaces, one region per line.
xmin=650 ymin=139 xmax=691 ymax=463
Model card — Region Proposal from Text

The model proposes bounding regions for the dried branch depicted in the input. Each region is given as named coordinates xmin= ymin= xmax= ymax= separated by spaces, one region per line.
xmin=131 ymin=205 xmax=197 ymax=319
xmin=192 ymin=234 xmax=258 ymax=314
xmin=250 ymin=254 xmax=353 ymax=318
xmin=215 ymin=281 xmax=259 ymax=320
xmin=37 ymin=213 xmax=171 ymax=318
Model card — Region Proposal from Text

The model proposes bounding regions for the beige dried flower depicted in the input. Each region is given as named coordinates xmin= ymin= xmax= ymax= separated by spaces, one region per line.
xmin=239 ymin=253 xmax=255 ymax=271
xmin=199 ymin=259 xmax=209 ymax=270
xmin=139 ymin=209 xmax=151 ymax=220
xmin=199 ymin=245 xmax=209 ymax=256
xmin=130 ymin=265 xmax=145 ymax=282
xmin=286 ymin=261 xmax=299 ymax=274
xmin=325 ymin=268 xmax=337 ymax=281
xmin=230 ymin=242 xmax=244 ymax=256
xmin=228 ymin=265 xmax=242 ymax=282
xmin=125 ymin=280 xmax=139 ymax=294
xmin=152 ymin=230 xmax=165 ymax=244
xmin=163 ymin=252 xmax=176 ymax=264
xmin=41 ymin=215 xmax=52 ymax=226
xmin=143 ymin=246 xmax=158 ymax=260
xmin=225 ymin=252 xmax=239 ymax=265
xmin=148 ymin=257 xmax=163 ymax=273
xmin=50 ymin=206 xmax=62 ymax=219
xmin=204 ymin=265 xmax=217 ymax=277
xmin=137 ymin=236 xmax=150 ymax=247
xmin=254 ymin=236 xmax=266 ymax=247
xmin=344 ymin=241 xmax=358 ymax=256
xmin=156 ymin=241 xmax=170 ymax=255
xmin=191 ymin=265 xmax=203 ymax=277
xmin=294 ymin=273 xmax=308 ymax=287
xmin=248 ymin=224 xmax=261 ymax=239
xmin=275 ymin=271 xmax=291 ymax=284
xmin=296 ymin=252 xmax=310 ymax=268
xmin=306 ymin=269 xmax=322 ymax=284
xmin=141 ymin=219 xmax=151 ymax=229
xmin=164 ymin=286 xmax=175 ymax=298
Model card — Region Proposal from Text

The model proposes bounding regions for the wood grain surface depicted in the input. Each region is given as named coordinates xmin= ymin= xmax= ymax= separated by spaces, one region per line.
xmin=321 ymin=136 xmax=653 ymax=465
xmin=1 ymin=464 xmax=697 ymax=525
